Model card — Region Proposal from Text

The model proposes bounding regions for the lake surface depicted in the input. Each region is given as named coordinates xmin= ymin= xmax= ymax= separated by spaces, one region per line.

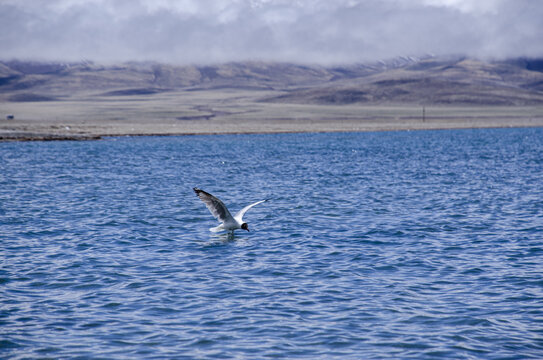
xmin=1 ymin=128 xmax=542 ymax=359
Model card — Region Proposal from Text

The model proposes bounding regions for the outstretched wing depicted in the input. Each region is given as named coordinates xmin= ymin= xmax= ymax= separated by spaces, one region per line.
xmin=234 ymin=199 xmax=268 ymax=223
xmin=193 ymin=188 xmax=235 ymax=224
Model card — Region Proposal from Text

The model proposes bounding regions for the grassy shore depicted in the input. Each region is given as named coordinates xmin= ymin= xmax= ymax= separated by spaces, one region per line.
xmin=2 ymin=89 xmax=543 ymax=141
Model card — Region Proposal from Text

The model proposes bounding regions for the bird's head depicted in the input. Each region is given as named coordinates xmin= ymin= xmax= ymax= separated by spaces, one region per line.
xmin=241 ymin=223 xmax=249 ymax=232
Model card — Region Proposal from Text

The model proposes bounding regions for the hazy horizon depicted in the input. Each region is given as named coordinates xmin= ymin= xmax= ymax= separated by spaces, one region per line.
xmin=1 ymin=0 xmax=543 ymax=65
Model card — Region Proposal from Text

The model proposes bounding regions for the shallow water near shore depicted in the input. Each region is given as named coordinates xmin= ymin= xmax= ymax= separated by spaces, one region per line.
xmin=1 ymin=128 xmax=542 ymax=359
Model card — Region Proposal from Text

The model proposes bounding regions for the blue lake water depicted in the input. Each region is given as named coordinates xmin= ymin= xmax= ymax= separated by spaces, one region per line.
xmin=1 ymin=128 xmax=542 ymax=359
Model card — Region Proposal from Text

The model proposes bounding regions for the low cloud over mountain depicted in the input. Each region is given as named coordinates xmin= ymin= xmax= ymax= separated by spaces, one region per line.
xmin=1 ymin=0 xmax=542 ymax=64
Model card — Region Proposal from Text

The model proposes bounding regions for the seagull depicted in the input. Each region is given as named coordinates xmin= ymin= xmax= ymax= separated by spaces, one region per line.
xmin=193 ymin=187 xmax=268 ymax=234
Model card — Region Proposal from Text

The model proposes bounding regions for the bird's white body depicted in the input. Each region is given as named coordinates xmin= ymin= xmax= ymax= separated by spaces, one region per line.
xmin=209 ymin=218 xmax=239 ymax=233
xmin=193 ymin=188 xmax=267 ymax=234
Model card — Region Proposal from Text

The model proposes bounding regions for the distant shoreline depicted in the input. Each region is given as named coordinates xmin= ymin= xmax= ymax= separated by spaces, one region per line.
xmin=2 ymin=118 xmax=543 ymax=142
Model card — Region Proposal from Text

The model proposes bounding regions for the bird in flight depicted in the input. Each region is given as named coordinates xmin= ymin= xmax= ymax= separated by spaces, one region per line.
xmin=193 ymin=187 xmax=268 ymax=234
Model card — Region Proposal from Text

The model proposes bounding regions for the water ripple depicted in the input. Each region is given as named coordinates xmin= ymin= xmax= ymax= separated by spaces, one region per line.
xmin=1 ymin=129 xmax=542 ymax=359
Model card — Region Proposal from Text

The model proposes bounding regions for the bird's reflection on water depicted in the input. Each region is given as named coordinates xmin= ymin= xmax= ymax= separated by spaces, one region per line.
xmin=212 ymin=232 xmax=236 ymax=242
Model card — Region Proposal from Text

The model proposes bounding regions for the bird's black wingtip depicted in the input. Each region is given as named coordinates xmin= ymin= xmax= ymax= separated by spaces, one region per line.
xmin=194 ymin=187 xmax=212 ymax=197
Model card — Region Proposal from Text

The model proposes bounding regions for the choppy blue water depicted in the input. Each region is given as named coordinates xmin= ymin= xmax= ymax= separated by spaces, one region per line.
xmin=1 ymin=128 xmax=542 ymax=359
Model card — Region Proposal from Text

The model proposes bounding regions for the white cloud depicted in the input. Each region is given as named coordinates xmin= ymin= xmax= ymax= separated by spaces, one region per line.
xmin=0 ymin=0 xmax=541 ymax=64
xmin=422 ymin=0 xmax=489 ymax=13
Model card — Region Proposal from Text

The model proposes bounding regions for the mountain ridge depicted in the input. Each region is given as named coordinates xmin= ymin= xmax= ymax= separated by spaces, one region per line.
xmin=1 ymin=56 xmax=543 ymax=105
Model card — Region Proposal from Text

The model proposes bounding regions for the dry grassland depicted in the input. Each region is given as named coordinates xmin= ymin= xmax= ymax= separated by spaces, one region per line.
xmin=2 ymin=89 xmax=543 ymax=140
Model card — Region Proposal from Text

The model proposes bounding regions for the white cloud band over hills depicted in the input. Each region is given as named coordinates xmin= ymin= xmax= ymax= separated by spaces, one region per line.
xmin=1 ymin=0 xmax=542 ymax=64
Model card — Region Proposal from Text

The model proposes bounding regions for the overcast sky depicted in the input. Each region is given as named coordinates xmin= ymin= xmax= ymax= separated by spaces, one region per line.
xmin=1 ymin=0 xmax=542 ymax=64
